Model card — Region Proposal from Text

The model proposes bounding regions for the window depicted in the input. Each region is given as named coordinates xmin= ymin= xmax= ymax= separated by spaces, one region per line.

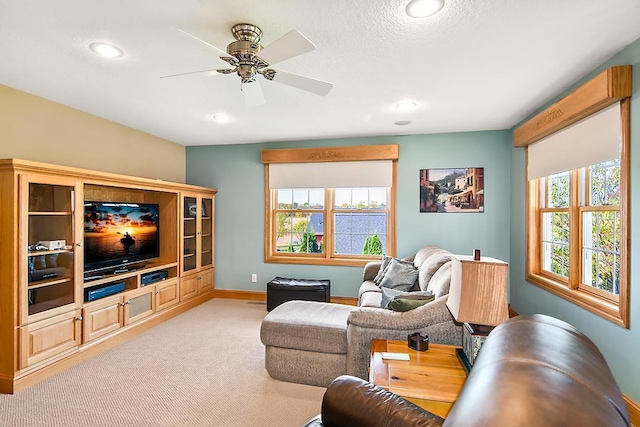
xmin=272 ymin=187 xmax=389 ymax=261
xmin=262 ymin=145 xmax=398 ymax=266
xmin=524 ymin=101 xmax=629 ymax=327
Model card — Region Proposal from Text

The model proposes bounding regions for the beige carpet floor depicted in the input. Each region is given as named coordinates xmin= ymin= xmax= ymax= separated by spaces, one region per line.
xmin=0 ymin=299 xmax=325 ymax=426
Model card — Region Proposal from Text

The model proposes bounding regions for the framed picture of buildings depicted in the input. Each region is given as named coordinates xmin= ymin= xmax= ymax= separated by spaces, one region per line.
xmin=419 ymin=168 xmax=484 ymax=213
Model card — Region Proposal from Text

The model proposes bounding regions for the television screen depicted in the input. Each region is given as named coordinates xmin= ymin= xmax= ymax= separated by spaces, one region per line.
xmin=84 ymin=202 xmax=160 ymax=273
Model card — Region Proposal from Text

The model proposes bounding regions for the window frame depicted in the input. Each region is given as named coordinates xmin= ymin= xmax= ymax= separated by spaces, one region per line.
xmin=524 ymin=99 xmax=630 ymax=328
xmin=262 ymin=145 xmax=398 ymax=267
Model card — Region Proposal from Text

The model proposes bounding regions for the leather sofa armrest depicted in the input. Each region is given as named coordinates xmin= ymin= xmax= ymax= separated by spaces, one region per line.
xmin=320 ymin=375 xmax=444 ymax=427
xmin=362 ymin=261 xmax=382 ymax=282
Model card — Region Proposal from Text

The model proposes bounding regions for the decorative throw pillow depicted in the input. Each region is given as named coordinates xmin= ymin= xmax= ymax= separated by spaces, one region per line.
xmin=378 ymin=258 xmax=419 ymax=292
xmin=388 ymin=297 xmax=434 ymax=312
xmin=381 ymin=288 xmax=434 ymax=310
xmin=373 ymin=255 xmax=392 ymax=285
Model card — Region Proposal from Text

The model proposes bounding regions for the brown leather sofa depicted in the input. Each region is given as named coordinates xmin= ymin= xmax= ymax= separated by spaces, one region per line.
xmin=303 ymin=314 xmax=630 ymax=427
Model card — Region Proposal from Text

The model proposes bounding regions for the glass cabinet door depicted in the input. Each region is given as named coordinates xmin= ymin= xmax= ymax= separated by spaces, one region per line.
xmin=182 ymin=195 xmax=197 ymax=273
xmin=200 ymin=197 xmax=213 ymax=269
xmin=23 ymin=176 xmax=81 ymax=321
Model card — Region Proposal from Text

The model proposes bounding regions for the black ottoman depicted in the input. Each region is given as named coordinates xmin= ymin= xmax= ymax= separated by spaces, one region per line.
xmin=266 ymin=276 xmax=331 ymax=311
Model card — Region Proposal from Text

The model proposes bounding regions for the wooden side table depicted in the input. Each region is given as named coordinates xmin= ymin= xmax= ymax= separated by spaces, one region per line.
xmin=369 ymin=339 xmax=467 ymax=418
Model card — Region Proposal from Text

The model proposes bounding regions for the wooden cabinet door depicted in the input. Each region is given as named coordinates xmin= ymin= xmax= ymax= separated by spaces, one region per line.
xmin=123 ymin=286 xmax=155 ymax=326
xmin=180 ymin=274 xmax=198 ymax=301
xmin=20 ymin=309 xmax=82 ymax=368
xmin=82 ymin=296 xmax=123 ymax=343
xmin=155 ymin=279 xmax=180 ymax=312
xmin=198 ymin=269 xmax=214 ymax=294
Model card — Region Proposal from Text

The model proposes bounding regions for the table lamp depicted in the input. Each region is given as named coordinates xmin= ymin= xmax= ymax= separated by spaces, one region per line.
xmin=446 ymin=254 xmax=509 ymax=371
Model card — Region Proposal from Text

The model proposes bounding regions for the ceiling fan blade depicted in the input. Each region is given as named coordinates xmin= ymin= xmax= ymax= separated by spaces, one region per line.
xmin=160 ymin=68 xmax=219 ymax=79
xmin=257 ymin=30 xmax=316 ymax=66
xmin=175 ymin=27 xmax=231 ymax=59
xmin=270 ymin=70 xmax=333 ymax=96
xmin=242 ymin=81 xmax=265 ymax=106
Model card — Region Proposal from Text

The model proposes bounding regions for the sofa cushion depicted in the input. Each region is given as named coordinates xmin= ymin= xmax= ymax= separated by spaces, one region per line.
xmin=416 ymin=251 xmax=453 ymax=291
xmin=359 ymin=291 xmax=382 ymax=308
xmin=426 ymin=261 xmax=452 ymax=298
xmin=378 ymin=258 xmax=419 ymax=292
xmin=358 ymin=281 xmax=380 ymax=299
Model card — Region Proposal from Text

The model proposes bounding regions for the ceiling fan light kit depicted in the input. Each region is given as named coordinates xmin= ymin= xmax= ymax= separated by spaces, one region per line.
xmin=406 ymin=0 xmax=445 ymax=18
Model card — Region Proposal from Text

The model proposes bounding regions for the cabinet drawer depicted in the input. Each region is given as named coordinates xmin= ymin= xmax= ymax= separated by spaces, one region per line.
xmin=20 ymin=309 xmax=82 ymax=368
xmin=180 ymin=275 xmax=199 ymax=301
xmin=156 ymin=279 xmax=180 ymax=312
xmin=82 ymin=296 xmax=123 ymax=343
xmin=198 ymin=270 xmax=214 ymax=294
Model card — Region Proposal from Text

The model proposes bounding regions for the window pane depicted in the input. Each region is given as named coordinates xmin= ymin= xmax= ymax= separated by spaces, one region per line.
xmin=583 ymin=211 xmax=620 ymax=295
xmin=278 ymin=189 xmax=324 ymax=209
xmin=275 ymin=212 xmax=294 ymax=252
xmin=590 ymin=160 xmax=620 ymax=206
xmin=275 ymin=212 xmax=324 ymax=254
xmin=335 ymin=187 xmax=387 ymax=209
xmin=277 ymin=190 xmax=293 ymax=209
xmin=309 ymin=189 xmax=324 ymax=209
xmin=542 ymin=212 xmax=569 ymax=277
xmin=293 ymin=190 xmax=309 ymax=209
xmin=547 ymin=172 xmax=570 ymax=208
xmin=334 ymin=212 xmax=386 ymax=255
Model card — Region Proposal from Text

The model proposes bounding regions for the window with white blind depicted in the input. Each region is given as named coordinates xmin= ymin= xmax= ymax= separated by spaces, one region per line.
xmin=262 ymin=145 xmax=398 ymax=266
xmin=525 ymin=102 xmax=630 ymax=327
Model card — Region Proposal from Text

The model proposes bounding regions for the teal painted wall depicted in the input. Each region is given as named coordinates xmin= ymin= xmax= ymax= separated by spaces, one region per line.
xmin=186 ymin=131 xmax=511 ymax=299
xmin=509 ymin=38 xmax=640 ymax=401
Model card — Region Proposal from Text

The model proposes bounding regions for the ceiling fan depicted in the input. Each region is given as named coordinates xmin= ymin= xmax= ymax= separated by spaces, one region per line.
xmin=162 ymin=23 xmax=334 ymax=106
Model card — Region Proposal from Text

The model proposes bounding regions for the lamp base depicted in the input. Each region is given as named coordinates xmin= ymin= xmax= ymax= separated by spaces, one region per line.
xmin=461 ymin=323 xmax=495 ymax=370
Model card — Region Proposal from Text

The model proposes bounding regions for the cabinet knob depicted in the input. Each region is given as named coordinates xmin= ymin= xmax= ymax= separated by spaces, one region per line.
xmin=76 ymin=316 xmax=83 ymax=321
xmin=126 ymin=300 xmax=131 ymax=305
xmin=156 ymin=290 xmax=161 ymax=294
xmin=76 ymin=242 xmax=82 ymax=247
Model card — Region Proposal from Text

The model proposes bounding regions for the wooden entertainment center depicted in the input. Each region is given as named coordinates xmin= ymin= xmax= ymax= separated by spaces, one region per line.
xmin=0 ymin=159 xmax=217 ymax=393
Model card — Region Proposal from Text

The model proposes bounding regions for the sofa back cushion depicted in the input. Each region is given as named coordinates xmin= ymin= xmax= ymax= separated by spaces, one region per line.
xmin=415 ymin=251 xmax=452 ymax=292
xmin=412 ymin=245 xmax=444 ymax=268
xmin=425 ymin=261 xmax=452 ymax=298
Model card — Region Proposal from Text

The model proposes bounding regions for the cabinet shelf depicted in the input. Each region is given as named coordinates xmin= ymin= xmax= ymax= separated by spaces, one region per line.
xmin=28 ymin=211 xmax=72 ymax=216
xmin=28 ymin=249 xmax=73 ymax=257
xmin=28 ymin=277 xmax=72 ymax=289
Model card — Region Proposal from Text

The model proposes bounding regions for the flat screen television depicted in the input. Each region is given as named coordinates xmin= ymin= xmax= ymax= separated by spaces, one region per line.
xmin=84 ymin=201 xmax=160 ymax=273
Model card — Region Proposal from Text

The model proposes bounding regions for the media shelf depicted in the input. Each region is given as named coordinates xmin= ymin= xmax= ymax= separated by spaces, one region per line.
xmin=0 ymin=158 xmax=216 ymax=394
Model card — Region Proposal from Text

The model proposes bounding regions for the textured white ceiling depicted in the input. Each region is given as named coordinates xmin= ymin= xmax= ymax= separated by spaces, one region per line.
xmin=1 ymin=0 xmax=639 ymax=146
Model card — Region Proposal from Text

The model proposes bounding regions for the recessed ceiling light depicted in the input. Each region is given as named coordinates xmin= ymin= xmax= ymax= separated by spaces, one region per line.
xmin=406 ymin=0 xmax=445 ymax=18
xmin=212 ymin=114 xmax=230 ymax=123
xmin=396 ymin=101 xmax=417 ymax=111
xmin=395 ymin=120 xmax=412 ymax=126
xmin=89 ymin=43 xmax=124 ymax=58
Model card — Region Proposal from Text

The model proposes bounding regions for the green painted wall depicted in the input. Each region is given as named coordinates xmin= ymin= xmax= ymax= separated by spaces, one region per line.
xmin=186 ymin=131 xmax=511 ymax=298
xmin=509 ymin=38 xmax=640 ymax=401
